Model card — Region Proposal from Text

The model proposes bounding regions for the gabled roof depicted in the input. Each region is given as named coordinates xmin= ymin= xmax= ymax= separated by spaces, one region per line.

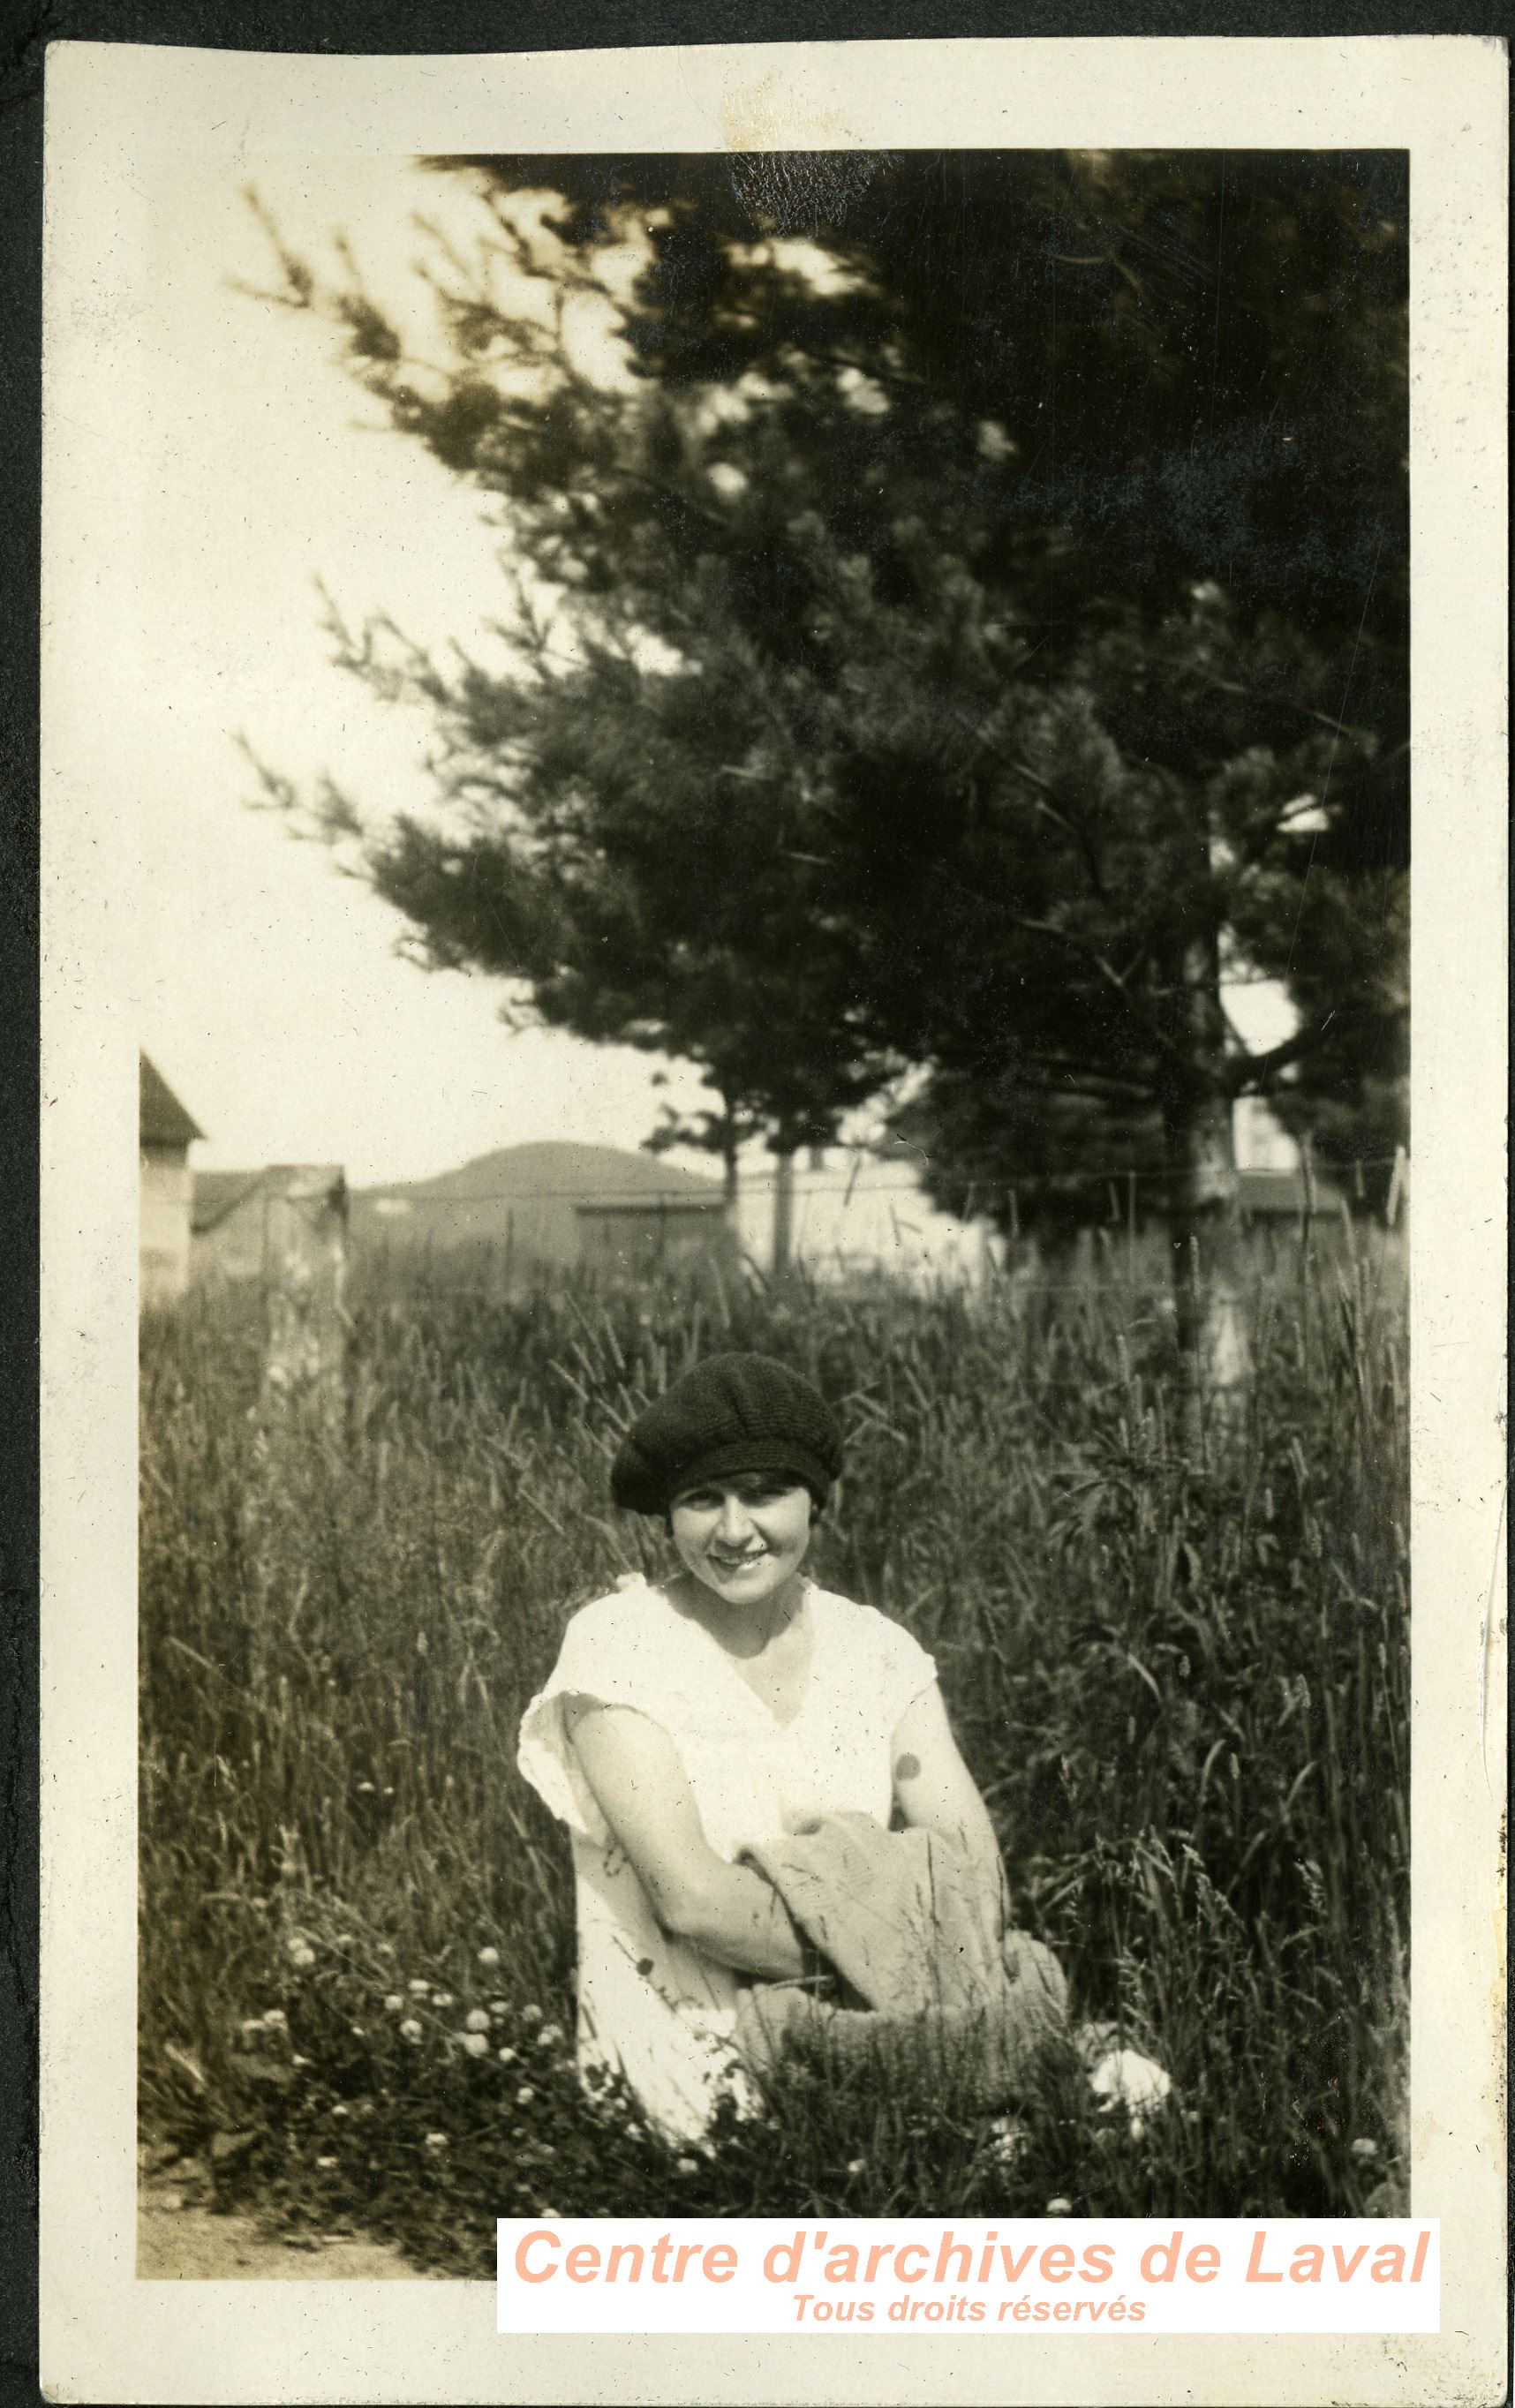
xmin=192 ymin=1169 xmax=268 ymax=1233
xmin=140 ymin=1053 xmax=204 ymax=1148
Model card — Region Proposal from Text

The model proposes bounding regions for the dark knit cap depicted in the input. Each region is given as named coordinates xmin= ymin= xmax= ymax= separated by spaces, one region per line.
xmin=610 ymin=1353 xmax=845 ymax=1518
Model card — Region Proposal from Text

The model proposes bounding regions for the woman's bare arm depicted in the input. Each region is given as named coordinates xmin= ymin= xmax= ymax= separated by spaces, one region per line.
xmin=890 ymin=1682 xmax=1009 ymax=1929
xmin=565 ymin=1698 xmax=807 ymax=1980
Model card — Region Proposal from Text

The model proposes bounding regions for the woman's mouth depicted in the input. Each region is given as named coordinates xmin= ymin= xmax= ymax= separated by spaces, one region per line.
xmin=709 ymin=1548 xmax=767 ymax=1570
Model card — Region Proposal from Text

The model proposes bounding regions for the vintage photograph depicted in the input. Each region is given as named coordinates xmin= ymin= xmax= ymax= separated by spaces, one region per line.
xmin=127 ymin=140 xmax=1419 ymax=2283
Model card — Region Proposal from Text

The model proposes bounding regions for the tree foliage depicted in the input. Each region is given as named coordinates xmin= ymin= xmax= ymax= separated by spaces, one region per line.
xmin=251 ymin=149 xmax=1407 ymax=1227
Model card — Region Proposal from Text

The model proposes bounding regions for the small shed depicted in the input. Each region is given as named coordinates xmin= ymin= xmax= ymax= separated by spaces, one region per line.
xmin=192 ymin=1165 xmax=347 ymax=1287
xmin=575 ymin=1194 xmax=739 ymax=1282
xmin=139 ymin=1054 xmax=203 ymax=1306
xmin=1235 ymin=1166 xmax=1351 ymax=1223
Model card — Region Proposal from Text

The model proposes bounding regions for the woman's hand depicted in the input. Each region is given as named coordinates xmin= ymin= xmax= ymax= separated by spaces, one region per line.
xmin=889 ymin=1682 xmax=1010 ymax=1936
xmin=565 ymin=1698 xmax=808 ymax=1981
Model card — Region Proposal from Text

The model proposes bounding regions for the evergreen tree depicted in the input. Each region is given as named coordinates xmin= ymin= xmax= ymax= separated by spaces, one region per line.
xmin=251 ymin=149 xmax=1406 ymax=1403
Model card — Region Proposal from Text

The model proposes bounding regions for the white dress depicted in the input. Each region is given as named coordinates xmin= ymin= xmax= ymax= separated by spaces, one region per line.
xmin=517 ymin=1575 xmax=938 ymax=2142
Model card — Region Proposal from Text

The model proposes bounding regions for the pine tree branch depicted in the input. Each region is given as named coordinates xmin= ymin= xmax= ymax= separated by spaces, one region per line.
xmin=1004 ymin=915 xmax=1186 ymax=1067
xmin=1006 ymin=761 xmax=1110 ymax=899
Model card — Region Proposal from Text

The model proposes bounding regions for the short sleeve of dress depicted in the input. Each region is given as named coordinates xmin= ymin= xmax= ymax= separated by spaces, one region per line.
xmin=517 ymin=1584 xmax=681 ymax=1847
xmin=853 ymin=1600 xmax=938 ymax=1731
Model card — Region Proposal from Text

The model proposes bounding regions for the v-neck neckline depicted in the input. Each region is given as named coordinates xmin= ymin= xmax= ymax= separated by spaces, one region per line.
xmin=662 ymin=1576 xmax=821 ymax=1734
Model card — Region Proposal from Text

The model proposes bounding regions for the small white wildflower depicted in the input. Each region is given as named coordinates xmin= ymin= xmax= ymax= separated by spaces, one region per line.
xmin=521 ymin=2004 xmax=543 ymax=2025
xmin=622 ymin=2123 xmax=642 ymax=2143
xmin=987 ymin=2117 xmax=1029 ymax=2167
xmin=357 ymin=1781 xmax=376 ymax=1794
xmin=462 ymin=2033 xmax=489 ymax=2058
xmin=464 ymin=2008 xmax=491 ymax=2033
xmin=515 ymin=2085 xmax=535 ymax=2107
xmin=424 ymin=2131 xmax=448 ymax=2152
xmin=286 ymin=1939 xmax=316 ymax=1969
xmin=497 ymin=2045 xmax=519 ymax=2065
xmin=315 ymin=2156 xmax=337 ymax=2170
xmin=332 ymin=2103 xmax=350 ymax=2118
xmin=383 ymin=1993 xmax=403 ymax=2013
xmin=408 ymin=1978 xmax=430 ymax=1997
xmin=291 ymin=2054 xmax=311 ymax=2068
xmin=477 ymin=1946 xmax=501 ymax=1968
xmin=400 ymin=2018 xmax=423 ymax=2043
xmin=1046 ymin=2197 xmax=1074 ymax=2216
xmin=538 ymin=2206 xmax=561 ymax=2217
xmin=261 ymin=2008 xmax=288 ymax=2032
xmin=350 ymin=2026 xmax=366 ymax=2039
xmin=432 ymin=1992 xmax=455 ymax=2010
xmin=846 ymin=2157 xmax=867 ymax=2176
xmin=536 ymin=2024 xmax=562 ymax=2050
xmin=488 ymin=2000 xmax=509 ymax=2017
xmin=1089 ymin=2048 xmax=1172 ymax=2134
xmin=1350 ymin=2137 xmax=1380 ymax=2163
xmin=675 ymin=2156 xmax=700 ymax=2178
xmin=238 ymin=2017 xmax=267 ymax=2045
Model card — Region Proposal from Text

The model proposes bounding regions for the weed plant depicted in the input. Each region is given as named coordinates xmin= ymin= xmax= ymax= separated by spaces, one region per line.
xmin=139 ymin=1238 xmax=1409 ymax=2272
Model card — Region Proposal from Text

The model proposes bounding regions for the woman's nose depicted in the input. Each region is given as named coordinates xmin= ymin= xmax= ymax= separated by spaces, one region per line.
xmin=714 ymin=1492 xmax=755 ymax=1541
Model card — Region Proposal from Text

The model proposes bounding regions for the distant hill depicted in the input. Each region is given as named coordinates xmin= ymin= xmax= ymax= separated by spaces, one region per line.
xmin=351 ymin=1141 xmax=723 ymax=1269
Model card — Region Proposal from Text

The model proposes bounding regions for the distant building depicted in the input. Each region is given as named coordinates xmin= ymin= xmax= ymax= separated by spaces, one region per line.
xmin=1232 ymin=1093 xmax=1305 ymax=1176
xmin=191 ymin=1168 xmax=275 ymax=1283
xmin=1235 ymin=1166 xmax=1349 ymax=1222
xmin=727 ymin=1099 xmax=1359 ymax=1284
xmin=733 ymin=1140 xmax=1000 ymax=1289
xmin=576 ymin=1193 xmax=739 ymax=1282
xmin=349 ymin=1142 xmax=732 ymax=1282
xmin=1232 ymin=1095 xmax=1353 ymax=1222
xmin=192 ymin=1166 xmax=346 ymax=1284
xmin=139 ymin=1055 xmax=203 ymax=1306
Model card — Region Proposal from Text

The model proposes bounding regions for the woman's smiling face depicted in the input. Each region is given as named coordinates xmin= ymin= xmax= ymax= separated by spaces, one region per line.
xmin=667 ymin=1470 xmax=815 ymax=1611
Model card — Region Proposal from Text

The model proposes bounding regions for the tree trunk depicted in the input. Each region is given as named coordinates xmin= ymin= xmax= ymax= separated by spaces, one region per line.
xmin=1164 ymin=935 xmax=1252 ymax=1456
xmin=771 ymin=1146 xmax=796 ymax=1280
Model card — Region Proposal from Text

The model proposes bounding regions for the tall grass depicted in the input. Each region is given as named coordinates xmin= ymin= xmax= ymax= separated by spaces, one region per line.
xmin=139 ymin=1241 xmax=1408 ymax=2269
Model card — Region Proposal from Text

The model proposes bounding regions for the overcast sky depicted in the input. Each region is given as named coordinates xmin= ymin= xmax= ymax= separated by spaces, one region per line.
xmin=131 ymin=154 xmax=722 ymax=1185
xmin=129 ymin=154 xmax=1291 ymax=1187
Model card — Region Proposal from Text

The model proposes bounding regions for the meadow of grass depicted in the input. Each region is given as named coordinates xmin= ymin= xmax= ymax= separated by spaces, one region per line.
xmin=139 ymin=1234 xmax=1409 ymax=2272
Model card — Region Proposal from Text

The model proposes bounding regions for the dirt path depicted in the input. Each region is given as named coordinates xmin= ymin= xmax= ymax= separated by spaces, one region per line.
xmin=138 ymin=2163 xmax=449 ymax=2281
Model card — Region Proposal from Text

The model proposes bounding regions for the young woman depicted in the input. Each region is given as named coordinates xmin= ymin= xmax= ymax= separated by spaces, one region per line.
xmin=517 ymin=1351 xmax=1007 ymax=2141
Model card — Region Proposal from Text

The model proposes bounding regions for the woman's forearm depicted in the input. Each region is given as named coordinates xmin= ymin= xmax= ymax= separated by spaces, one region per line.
xmin=662 ymin=1859 xmax=808 ymax=1979
xmin=892 ymin=1683 xmax=1011 ymax=1930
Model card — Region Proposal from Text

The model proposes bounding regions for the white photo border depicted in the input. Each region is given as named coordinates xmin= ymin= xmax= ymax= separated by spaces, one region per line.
xmin=40 ymin=33 xmax=1507 ymax=2405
